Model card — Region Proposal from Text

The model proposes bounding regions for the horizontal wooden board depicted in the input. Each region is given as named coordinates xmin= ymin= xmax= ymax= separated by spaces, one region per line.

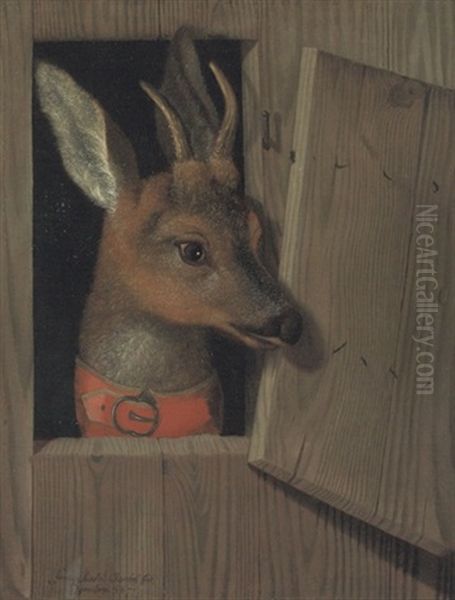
xmin=33 ymin=438 xmax=164 ymax=600
xmin=33 ymin=0 xmax=259 ymax=41
xmin=250 ymin=49 xmax=455 ymax=555
xmin=32 ymin=436 xmax=454 ymax=599
xmin=159 ymin=0 xmax=260 ymax=39
xmin=33 ymin=0 xmax=160 ymax=40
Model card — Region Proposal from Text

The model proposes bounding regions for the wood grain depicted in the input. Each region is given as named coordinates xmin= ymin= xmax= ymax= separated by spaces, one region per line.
xmin=259 ymin=0 xmax=390 ymax=261
xmin=33 ymin=438 xmax=164 ymax=600
xmin=250 ymin=49 xmax=455 ymax=555
xmin=158 ymin=0 xmax=259 ymax=39
xmin=0 ymin=2 xmax=33 ymax=599
xmin=259 ymin=0 xmax=455 ymax=258
xmin=257 ymin=471 xmax=454 ymax=600
xmin=33 ymin=0 xmax=160 ymax=40
xmin=387 ymin=0 xmax=455 ymax=90
xmin=375 ymin=79 xmax=455 ymax=551
xmin=159 ymin=436 xmax=260 ymax=599
xmin=32 ymin=437 xmax=454 ymax=599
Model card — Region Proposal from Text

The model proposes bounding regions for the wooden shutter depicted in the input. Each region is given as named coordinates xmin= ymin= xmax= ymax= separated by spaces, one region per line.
xmin=249 ymin=48 xmax=455 ymax=556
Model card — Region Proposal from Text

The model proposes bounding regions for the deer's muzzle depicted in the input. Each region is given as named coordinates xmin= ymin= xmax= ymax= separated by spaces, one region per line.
xmin=233 ymin=308 xmax=302 ymax=349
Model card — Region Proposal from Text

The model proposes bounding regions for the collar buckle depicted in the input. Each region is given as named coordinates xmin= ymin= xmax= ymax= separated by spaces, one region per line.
xmin=112 ymin=390 xmax=160 ymax=437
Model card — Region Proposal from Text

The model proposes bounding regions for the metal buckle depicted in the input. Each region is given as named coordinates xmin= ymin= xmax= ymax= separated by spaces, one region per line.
xmin=112 ymin=390 xmax=160 ymax=437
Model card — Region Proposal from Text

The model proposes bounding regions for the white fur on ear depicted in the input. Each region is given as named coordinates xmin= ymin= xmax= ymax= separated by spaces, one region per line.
xmin=36 ymin=61 xmax=138 ymax=212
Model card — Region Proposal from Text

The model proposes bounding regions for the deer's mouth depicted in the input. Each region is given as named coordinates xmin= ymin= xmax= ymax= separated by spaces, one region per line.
xmin=224 ymin=309 xmax=302 ymax=350
xmin=226 ymin=324 xmax=284 ymax=350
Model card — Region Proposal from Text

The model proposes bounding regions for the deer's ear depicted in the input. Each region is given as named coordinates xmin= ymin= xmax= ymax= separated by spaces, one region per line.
xmin=36 ymin=61 xmax=139 ymax=212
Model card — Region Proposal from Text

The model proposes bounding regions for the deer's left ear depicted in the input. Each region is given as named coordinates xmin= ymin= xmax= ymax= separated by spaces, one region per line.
xmin=36 ymin=61 xmax=139 ymax=212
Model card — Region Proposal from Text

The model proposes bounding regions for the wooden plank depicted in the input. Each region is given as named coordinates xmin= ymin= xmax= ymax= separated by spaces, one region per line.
xmin=158 ymin=0 xmax=260 ymax=39
xmin=387 ymin=0 xmax=455 ymax=90
xmin=249 ymin=49 xmax=455 ymax=555
xmin=159 ymin=436 xmax=260 ymax=599
xmin=33 ymin=438 xmax=164 ymax=600
xmin=375 ymin=81 xmax=455 ymax=551
xmin=259 ymin=0 xmax=391 ymax=259
xmin=0 ymin=2 xmax=33 ymax=599
xmin=32 ymin=437 xmax=455 ymax=599
xmin=257 ymin=471 xmax=454 ymax=600
xmin=33 ymin=0 xmax=160 ymax=40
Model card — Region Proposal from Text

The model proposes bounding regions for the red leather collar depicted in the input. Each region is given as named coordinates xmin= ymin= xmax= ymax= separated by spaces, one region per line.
xmin=74 ymin=358 xmax=223 ymax=438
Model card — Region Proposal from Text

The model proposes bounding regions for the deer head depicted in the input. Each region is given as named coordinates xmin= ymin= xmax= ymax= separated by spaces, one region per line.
xmin=35 ymin=29 xmax=302 ymax=354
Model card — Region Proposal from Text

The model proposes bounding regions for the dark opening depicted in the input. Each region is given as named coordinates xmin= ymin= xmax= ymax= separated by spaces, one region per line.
xmin=33 ymin=39 xmax=246 ymax=439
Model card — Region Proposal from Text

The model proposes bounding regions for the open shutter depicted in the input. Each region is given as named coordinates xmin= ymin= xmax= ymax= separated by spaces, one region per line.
xmin=249 ymin=48 xmax=455 ymax=556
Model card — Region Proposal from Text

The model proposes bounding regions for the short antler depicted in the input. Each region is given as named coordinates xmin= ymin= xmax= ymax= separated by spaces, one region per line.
xmin=140 ymin=80 xmax=192 ymax=162
xmin=141 ymin=60 xmax=237 ymax=164
xmin=209 ymin=62 xmax=238 ymax=159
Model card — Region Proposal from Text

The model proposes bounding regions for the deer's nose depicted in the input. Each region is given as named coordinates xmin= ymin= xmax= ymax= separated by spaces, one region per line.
xmin=277 ymin=309 xmax=302 ymax=345
xmin=261 ymin=309 xmax=303 ymax=345
xmin=278 ymin=309 xmax=302 ymax=345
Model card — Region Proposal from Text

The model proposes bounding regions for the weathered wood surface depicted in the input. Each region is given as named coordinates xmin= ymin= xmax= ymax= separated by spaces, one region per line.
xmin=159 ymin=436 xmax=260 ymax=598
xmin=258 ymin=0 xmax=455 ymax=254
xmin=250 ymin=49 xmax=455 ymax=555
xmin=0 ymin=0 xmax=450 ymax=596
xmin=159 ymin=0 xmax=259 ymax=39
xmin=0 ymin=2 xmax=33 ymax=599
xmin=33 ymin=0 xmax=161 ymax=40
xmin=33 ymin=437 xmax=454 ymax=600
xmin=375 ymin=80 xmax=455 ymax=554
xmin=33 ymin=438 xmax=164 ymax=600
xmin=33 ymin=0 xmax=259 ymax=40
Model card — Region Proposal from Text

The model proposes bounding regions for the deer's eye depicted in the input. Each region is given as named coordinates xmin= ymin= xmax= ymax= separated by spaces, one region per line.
xmin=177 ymin=241 xmax=207 ymax=266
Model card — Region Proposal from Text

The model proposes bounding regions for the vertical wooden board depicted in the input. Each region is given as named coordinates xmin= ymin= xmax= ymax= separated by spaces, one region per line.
xmin=249 ymin=50 xmax=455 ymax=554
xmin=33 ymin=439 xmax=164 ymax=600
xmin=375 ymin=83 xmax=455 ymax=552
xmin=387 ymin=0 xmax=455 ymax=90
xmin=0 ymin=2 xmax=33 ymax=599
xmin=33 ymin=0 xmax=160 ymax=40
xmin=158 ymin=0 xmax=259 ymax=39
xmin=301 ymin=0 xmax=390 ymax=71
xmin=257 ymin=471 xmax=453 ymax=599
xmin=160 ymin=436 xmax=260 ymax=599
xmin=259 ymin=0 xmax=390 ymax=260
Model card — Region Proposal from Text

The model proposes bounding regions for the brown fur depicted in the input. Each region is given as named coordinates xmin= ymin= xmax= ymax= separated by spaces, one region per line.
xmin=94 ymin=170 xmax=265 ymax=329
xmin=172 ymin=159 xmax=240 ymax=194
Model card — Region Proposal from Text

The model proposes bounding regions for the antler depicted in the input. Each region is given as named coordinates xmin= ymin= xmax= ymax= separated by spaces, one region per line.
xmin=209 ymin=62 xmax=238 ymax=159
xmin=140 ymin=81 xmax=192 ymax=162
xmin=141 ymin=62 xmax=237 ymax=163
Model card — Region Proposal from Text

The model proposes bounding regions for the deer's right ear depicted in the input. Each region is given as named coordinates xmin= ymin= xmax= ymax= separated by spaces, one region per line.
xmin=36 ymin=62 xmax=139 ymax=212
